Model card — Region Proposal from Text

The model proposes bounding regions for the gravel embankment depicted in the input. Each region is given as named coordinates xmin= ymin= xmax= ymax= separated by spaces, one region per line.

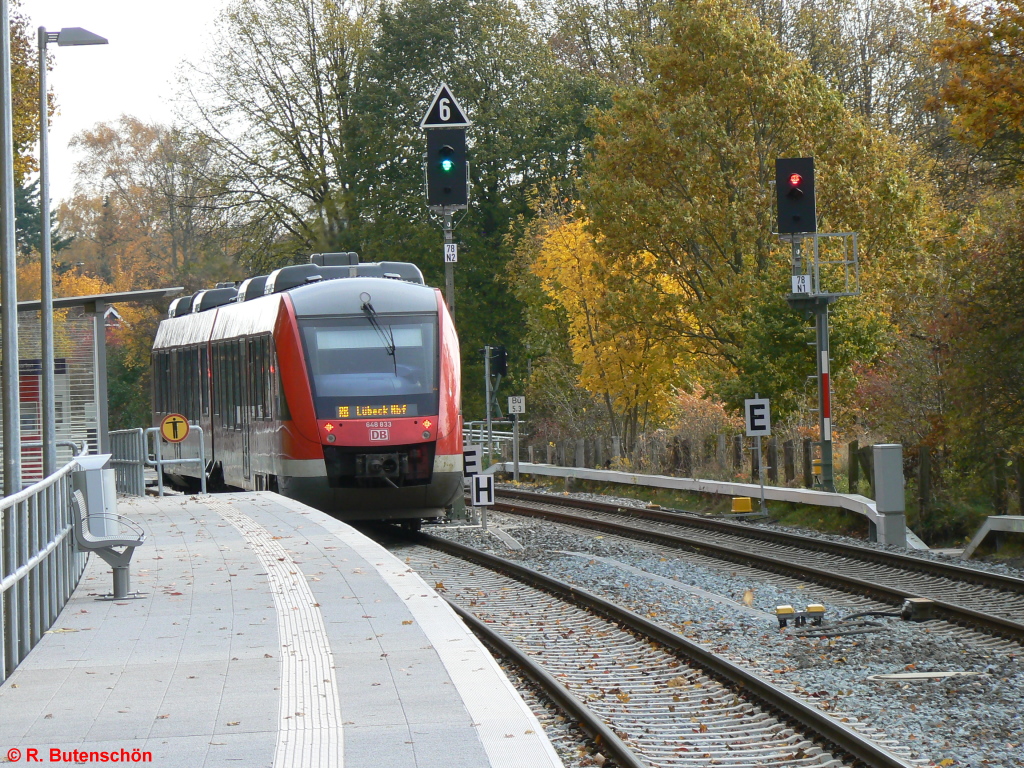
xmin=429 ymin=486 xmax=1024 ymax=768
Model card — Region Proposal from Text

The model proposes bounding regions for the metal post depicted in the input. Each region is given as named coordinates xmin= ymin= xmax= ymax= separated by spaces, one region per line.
xmin=756 ymin=434 xmax=766 ymax=513
xmin=484 ymin=345 xmax=492 ymax=459
xmin=443 ymin=208 xmax=455 ymax=316
xmin=1 ymin=0 xmax=22 ymax=495
xmin=512 ymin=413 xmax=519 ymax=482
xmin=815 ymin=302 xmax=835 ymax=492
xmin=92 ymin=302 xmax=110 ymax=453
xmin=38 ymin=28 xmax=56 ymax=476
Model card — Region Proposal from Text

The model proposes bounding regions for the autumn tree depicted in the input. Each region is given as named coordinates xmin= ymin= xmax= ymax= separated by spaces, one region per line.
xmin=525 ymin=211 xmax=683 ymax=449
xmin=57 ymin=117 xmax=241 ymax=290
xmin=9 ymin=0 xmax=41 ymax=182
xmin=351 ymin=0 xmax=604 ymax=418
xmin=930 ymin=0 xmax=1024 ymax=180
xmin=538 ymin=0 xmax=669 ymax=85
xmin=582 ymin=0 xmax=932 ymax=419
xmin=182 ymin=0 xmax=380 ymax=268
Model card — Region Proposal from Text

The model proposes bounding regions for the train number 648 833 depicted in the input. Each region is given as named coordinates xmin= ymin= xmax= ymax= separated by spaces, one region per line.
xmin=365 ymin=421 xmax=392 ymax=428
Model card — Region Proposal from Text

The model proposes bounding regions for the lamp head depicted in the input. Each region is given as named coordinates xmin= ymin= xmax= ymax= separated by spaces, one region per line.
xmin=55 ymin=27 xmax=108 ymax=46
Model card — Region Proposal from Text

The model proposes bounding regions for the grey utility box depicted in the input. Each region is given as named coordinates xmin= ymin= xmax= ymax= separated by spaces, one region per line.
xmin=72 ymin=454 xmax=119 ymax=537
xmin=872 ymin=444 xmax=907 ymax=548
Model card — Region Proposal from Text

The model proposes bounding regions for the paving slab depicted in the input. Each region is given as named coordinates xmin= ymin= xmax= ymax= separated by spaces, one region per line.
xmin=0 ymin=492 xmax=563 ymax=768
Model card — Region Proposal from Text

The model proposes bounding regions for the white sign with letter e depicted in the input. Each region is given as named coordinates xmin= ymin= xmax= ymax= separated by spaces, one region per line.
xmin=463 ymin=445 xmax=482 ymax=477
xmin=507 ymin=396 xmax=525 ymax=415
xmin=471 ymin=474 xmax=495 ymax=506
xmin=444 ymin=243 xmax=458 ymax=263
xmin=745 ymin=398 xmax=771 ymax=437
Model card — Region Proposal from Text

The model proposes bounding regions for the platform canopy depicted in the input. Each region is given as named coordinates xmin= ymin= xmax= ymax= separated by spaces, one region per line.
xmin=0 ymin=287 xmax=182 ymax=484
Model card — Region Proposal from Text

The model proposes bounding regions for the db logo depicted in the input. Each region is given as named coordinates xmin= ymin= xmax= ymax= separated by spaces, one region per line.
xmin=369 ymin=429 xmax=390 ymax=441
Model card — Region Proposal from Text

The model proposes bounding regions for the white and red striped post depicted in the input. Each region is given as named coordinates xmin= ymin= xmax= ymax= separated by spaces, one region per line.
xmin=815 ymin=304 xmax=835 ymax=492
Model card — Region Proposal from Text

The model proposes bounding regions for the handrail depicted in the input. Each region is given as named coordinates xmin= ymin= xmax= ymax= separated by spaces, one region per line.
xmin=1 ymin=456 xmax=90 ymax=681
xmin=19 ymin=440 xmax=86 ymax=457
xmin=0 ymin=456 xmax=77 ymax=509
xmin=488 ymin=461 xmax=921 ymax=549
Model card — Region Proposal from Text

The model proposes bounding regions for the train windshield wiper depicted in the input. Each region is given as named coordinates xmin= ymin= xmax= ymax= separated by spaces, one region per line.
xmin=361 ymin=300 xmax=397 ymax=367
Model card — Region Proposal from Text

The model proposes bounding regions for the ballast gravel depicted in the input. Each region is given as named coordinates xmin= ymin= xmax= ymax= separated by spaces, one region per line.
xmin=429 ymin=485 xmax=1024 ymax=768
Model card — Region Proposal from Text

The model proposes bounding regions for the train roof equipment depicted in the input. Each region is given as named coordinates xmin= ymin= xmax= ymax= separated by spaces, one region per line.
xmin=174 ymin=252 xmax=427 ymax=318
xmin=236 ymin=275 xmax=269 ymax=302
xmin=191 ymin=287 xmax=238 ymax=313
xmin=167 ymin=294 xmax=196 ymax=317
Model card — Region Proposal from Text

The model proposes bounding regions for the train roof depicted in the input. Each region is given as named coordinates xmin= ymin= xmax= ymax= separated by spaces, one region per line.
xmin=154 ymin=276 xmax=439 ymax=349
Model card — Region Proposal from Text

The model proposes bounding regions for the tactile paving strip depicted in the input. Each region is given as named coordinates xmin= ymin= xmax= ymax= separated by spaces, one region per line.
xmin=208 ymin=499 xmax=344 ymax=767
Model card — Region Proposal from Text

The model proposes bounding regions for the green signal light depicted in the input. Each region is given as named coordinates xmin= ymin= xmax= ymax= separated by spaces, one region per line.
xmin=439 ymin=145 xmax=455 ymax=173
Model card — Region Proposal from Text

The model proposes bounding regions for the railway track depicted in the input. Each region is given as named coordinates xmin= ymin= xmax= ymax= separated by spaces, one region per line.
xmin=397 ymin=533 xmax=920 ymax=768
xmin=490 ymin=489 xmax=1024 ymax=643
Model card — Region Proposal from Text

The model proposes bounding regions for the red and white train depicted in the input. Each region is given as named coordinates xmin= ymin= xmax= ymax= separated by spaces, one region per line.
xmin=151 ymin=252 xmax=463 ymax=523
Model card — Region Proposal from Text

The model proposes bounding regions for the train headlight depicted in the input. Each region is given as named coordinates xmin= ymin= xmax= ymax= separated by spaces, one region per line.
xmin=326 ymin=434 xmax=336 ymax=443
xmin=422 ymin=431 xmax=430 ymax=439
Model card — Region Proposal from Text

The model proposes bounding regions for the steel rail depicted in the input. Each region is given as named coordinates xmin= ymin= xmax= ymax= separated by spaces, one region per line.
xmin=420 ymin=532 xmax=915 ymax=768
xmin=490 ymin=496 xmax=1024 ymax=642
xmin=444 ymin=600 xmax=647 ymax=768
xmin=498 ymin=488 xmax=1024 ymax=596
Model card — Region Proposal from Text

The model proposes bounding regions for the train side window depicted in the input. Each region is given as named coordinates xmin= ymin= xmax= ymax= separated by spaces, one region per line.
xmin=160 ymin=351 xmax=170 ymax=412
xmin=152 ymin=353 xmax=161 ymax=412
xmin=248 ymin=338 xmax=260 ymax=419
xmin=233 ymin=340 xmax=243 ymax=429
xmin=225 ymin=342 xmax=235 ymax=429
xmin=263 ymin=335 xmax=273 ymax=420
xmin=183 ymin=348 xmax=193 ymax=420
xmin=273 ymin=342 xmax=290 ymax=421
xmin=200 ymin=346 xmax=209 ymax=417
xmin=170 ymin=350 xmax=179 ymax=415
xmin=214 ymin=343 xmax=224 ymax=421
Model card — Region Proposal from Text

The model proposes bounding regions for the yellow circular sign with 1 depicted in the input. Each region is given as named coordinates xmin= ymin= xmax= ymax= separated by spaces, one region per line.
xmin=160 ymin=413 xmax=190 ymax=443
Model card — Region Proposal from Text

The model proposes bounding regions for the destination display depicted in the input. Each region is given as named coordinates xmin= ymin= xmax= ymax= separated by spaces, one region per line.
xmin=337 ymin=404 xmax=416 ymax=419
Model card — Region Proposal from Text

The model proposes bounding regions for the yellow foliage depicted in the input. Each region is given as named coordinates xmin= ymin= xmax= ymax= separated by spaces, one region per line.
xmin=531 ymin=215 xmax=682 ymax=434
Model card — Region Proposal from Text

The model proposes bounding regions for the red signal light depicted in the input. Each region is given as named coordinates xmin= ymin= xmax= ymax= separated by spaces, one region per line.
xmin=788 ymin=173 xmax=802 ymax=187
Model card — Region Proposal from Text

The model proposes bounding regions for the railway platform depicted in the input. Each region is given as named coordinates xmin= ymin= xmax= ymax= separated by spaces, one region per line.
xmin=0 ymin=492 xmax=562 ymax=768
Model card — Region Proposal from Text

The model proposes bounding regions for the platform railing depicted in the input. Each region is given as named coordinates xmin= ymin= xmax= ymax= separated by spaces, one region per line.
xmin=145 ymin=426 xmax=207 ymax=496
xmin=1 ymin=458 xmax=89 ymax=682
xmin=109 ymin=429 xmax=146 ymax=496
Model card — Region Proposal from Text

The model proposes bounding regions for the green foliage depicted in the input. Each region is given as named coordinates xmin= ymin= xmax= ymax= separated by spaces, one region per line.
xmin=350 ymin=0 xmax=607 ymax=419
xmin=578 ymin=0 xmax=928 ymax=425
xmin=106 ymin=344 xmax=152 ymax=431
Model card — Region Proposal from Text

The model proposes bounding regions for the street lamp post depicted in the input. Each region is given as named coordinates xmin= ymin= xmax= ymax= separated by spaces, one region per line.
xmin=2 ymin=0 xmax=20 ymax=495
xmin=38 ymin=26 xmax=107 ymax=476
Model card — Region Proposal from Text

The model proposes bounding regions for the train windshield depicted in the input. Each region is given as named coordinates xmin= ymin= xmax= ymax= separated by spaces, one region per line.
xmin=299 ymin=314 xmax=438 ymax=419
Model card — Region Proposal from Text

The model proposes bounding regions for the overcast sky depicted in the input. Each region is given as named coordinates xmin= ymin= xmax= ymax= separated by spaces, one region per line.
xmin=19 ymin=0 xmax=228 ymax=202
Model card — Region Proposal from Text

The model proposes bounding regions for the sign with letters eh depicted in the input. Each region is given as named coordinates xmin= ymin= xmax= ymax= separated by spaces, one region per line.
xmin=420 ymin=83 xmax=471 ymax=128
xmin=745 ymin=398 xmax=771 ymax=437
xmin=508 ymin=396 xmax=525 ymax=415
xmin=471 ymin=474 xmax=495 ymax=506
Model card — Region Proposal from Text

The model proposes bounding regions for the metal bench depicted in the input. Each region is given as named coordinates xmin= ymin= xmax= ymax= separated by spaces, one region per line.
xmin=71 ymin=489 xmax=146 ymax=598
